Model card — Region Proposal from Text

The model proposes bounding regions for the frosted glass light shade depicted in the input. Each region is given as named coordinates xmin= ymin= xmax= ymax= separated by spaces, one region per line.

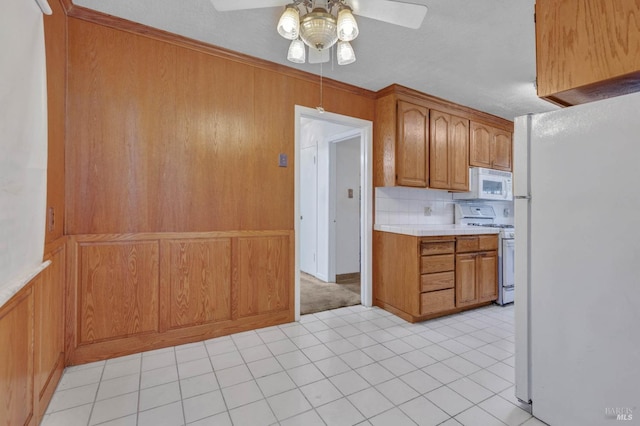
xmin=287 ymin=39 xmax=306 ymax=63
xmin=299 ymin=8 xmax=338 ymax=50
xmin=277 ymin=5 xmax=300 ymax=40
xmin=337 ymin=41 xmax=356 ymax=65
xmin=337 ymin=8 xmax=358 ymax=41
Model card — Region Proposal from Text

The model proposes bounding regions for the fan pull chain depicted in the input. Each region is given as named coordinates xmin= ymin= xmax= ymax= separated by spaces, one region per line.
xmin=317 ymin=62 xmax=325 ymax=113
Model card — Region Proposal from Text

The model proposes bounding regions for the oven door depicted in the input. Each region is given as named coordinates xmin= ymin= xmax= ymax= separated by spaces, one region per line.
xmin=500 ymin=237 xmax=515 ymax=304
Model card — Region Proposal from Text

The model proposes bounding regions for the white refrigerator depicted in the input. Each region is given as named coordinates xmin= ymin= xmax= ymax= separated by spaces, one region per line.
xmin=514 ymin=91 xmax=640 ymax=426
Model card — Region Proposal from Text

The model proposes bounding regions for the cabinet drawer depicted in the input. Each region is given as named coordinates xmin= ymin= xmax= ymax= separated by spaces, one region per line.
xmin=478 ymin=235 xmax=498 ymax=251
xmin=420 ymin=240 xmax=455 ymax=255
xmin=420 ymin=254 xmax=454 ymax=274
xmin=457 ymin=235 xmax=498 ymax=253
xmin=421 ymin=289 xmax=455 ymax=315
xmin=456 ymin=236 xmax=479 ymax=253
xmin=421 ymin=271 xmax=455 ymax=292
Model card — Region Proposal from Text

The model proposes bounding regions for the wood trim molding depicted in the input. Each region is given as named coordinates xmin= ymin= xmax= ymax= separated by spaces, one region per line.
xmin=70 ymin=230 xmax=294 ymax=243
xmin=64 ymin=4 xmax=376 ymax=99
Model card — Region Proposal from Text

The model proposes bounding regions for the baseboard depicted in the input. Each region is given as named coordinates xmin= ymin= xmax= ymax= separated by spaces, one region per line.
xmin=336 ymin=272 xmax=360 ymax=284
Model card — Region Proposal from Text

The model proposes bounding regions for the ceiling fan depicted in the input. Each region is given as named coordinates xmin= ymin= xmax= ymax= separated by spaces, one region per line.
xmin=210 ymin=0 xmax=428 ymax=65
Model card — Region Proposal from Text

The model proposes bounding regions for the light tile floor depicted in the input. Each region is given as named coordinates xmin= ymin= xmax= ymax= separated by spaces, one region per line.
xmin=42 ymin=304 xmax=548 ymax=426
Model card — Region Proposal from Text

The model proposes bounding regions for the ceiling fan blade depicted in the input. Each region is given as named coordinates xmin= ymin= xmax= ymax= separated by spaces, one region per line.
xmin=350 ymin=0 xmax=428 ymax=29
xmin=308 ymin=48 xmax=331 ymax=64
xmin=210 ymin=0 xmax=289 ymax=12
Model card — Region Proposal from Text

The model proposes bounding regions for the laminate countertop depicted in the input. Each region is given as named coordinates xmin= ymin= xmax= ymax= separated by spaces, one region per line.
xmin=373 ymin=224 xmax=501 ymax=237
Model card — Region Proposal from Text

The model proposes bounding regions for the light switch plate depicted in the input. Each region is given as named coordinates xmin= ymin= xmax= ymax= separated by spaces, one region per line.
xmin=278 ymin=153 xmax=288 ymax=167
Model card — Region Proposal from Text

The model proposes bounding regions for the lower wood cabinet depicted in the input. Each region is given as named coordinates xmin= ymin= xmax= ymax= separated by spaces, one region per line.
xmin=455 ymin=235 xmax=498 ymax=307
xmin=373 ymin=231 xmax=498 ymax=323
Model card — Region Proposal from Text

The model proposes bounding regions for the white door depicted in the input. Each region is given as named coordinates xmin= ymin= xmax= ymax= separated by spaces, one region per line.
xmin=300 ymin=146 xmax=317 ymax=275
xmin=334 ymin=138 xmax=361 ymax=277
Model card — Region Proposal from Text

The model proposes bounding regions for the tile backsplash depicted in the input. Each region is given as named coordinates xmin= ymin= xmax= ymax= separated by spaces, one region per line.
xmin=375 ymin=186 xmax=514 ymax=226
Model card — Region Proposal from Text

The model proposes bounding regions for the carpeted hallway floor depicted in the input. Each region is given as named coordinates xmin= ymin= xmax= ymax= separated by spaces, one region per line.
xmin=300 ymin=273 xmax=361 ymax=315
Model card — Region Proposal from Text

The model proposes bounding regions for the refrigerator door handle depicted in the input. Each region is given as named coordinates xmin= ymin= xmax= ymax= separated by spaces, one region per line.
xmin=514 ymin=195 xmax=531 ymax=200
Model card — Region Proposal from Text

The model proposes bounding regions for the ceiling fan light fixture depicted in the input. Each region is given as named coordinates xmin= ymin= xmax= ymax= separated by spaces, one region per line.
xmin=336 ymin=40 xmax=356 ymax=65
xmin=287 ymin=38 xmax=306 ymax=63
xmin=299 ymin=8 xmax=338 ymax=51
xmin=277 ymin=4 xmax=300 ymax=40
xmin=337 ymin=6 xmax=358 ymax=41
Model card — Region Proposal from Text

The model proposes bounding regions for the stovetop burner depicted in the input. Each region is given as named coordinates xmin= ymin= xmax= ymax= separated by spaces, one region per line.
xmin=468 ymin=223 xmax=514 ymax=229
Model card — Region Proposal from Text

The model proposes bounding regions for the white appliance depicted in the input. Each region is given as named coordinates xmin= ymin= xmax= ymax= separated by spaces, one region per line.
xmin=453 ymin=167 xmax=513 ymax=201
xmin=514 ymin=92 xmax=640 ymax=426
xmin=454 ymin=204 xmax=514 ymax=305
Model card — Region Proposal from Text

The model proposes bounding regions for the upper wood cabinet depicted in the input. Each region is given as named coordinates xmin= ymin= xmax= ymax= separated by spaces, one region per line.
xmin=396 ymin=100 xmax=429 ymax=187
xmin=469 ymin=122 xmax=512 ymax=171
xmin=430 ymin=110 xmax=469 ymax=191
xmin=536 ymin=0 xmax=640 ymax=106
xmin=374 ymin=85 xmax=514 ymax=189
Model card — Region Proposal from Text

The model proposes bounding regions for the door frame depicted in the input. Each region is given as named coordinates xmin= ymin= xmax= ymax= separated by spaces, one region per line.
xmin=294 ymin=106 xmax=373 ymax=320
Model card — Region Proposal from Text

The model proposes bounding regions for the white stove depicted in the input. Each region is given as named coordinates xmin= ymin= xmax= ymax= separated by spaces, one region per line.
xmin=455 ymin=204 xmax=515 ymax=305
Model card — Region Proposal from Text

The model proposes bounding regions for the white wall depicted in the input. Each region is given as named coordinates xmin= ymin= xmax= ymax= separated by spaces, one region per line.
xmin=0 ymin=0 xmax=49 ymax=306
xmin=375 ymin=186 xmax=514 ymax=226
xmin=335 ymin=138 xmax=360 ymax=275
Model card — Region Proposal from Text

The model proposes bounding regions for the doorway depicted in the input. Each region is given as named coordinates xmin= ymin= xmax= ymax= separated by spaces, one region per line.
xmin=294 ymin=106 xmax=373 ymax=320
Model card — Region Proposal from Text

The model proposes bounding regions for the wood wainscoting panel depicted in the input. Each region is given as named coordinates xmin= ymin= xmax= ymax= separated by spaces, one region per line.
xmin=78 ymin=241 xmax=159 ymax=344
xmin=236 ymin=235 xmax=290 ymax=318
xmin=160 ymin=239 xmax=232 ymax=330
xmin=0 ymin=289 xmax=34 ymax=426
xmin=67 ymin=231 xmax=294 ymax=364
xmin=34 ymin=242 xmax=66 ymax=423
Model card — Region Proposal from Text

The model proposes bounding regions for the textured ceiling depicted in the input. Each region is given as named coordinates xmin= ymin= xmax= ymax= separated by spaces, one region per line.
xmin=73 ymin=0 xmax=559 ymax=120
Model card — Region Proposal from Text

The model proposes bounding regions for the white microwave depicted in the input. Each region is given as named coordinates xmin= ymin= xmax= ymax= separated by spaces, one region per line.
xmin=453 ymin=167 xmax=513 ymax=201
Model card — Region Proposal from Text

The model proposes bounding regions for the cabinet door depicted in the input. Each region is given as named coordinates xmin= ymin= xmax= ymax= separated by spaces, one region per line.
xmin=470 ymin=122 xmax=512 ymax=171
xmin=470 ymin=122 xmax=492 ymax=168
xmin=396 ymin=101 xmax=428 ymax=187
xmin=477 ymin=251 xmax=498 ymax=302
xmin=430 ymin=111 xmax=469 ymax=190
xmin=455 ymin=253 xmax=477 ymax=307
xmin=429 ymin=110 xmax=450 ymax=189
xmin=491 ymin=129 xmax=512 ymax=171
xmin=449 ymin=115 xmax=469 ymax=191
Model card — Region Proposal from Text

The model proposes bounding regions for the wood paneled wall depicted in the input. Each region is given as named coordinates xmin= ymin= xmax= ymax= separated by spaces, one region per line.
xmin=44 ymin=0 xmax=67 ymax=243
xmin=0 ymin=289 xmax=34 ymax=426
xmin=65 ymin=16 xmax=374 ymax=235
xmin=0 ymin=239 xmax=66 ymax=426
xmin=35 ymin=243 xmax=66 ymax=423
xmin=67 ymin=231 xmax=293 ymax=364
xmin=57 ymin=10 xmax=375 ymax=365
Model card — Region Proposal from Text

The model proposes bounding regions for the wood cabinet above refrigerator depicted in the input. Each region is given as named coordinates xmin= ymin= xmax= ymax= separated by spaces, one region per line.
xmin=535 ymin=0 xmax=640 ymax=106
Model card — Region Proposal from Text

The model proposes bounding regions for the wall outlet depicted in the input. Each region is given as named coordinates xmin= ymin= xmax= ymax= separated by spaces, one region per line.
xmin=424 ymin=206 xmax=432 ymax=216
xmin=503 ymin=207 xmax=510 ymax=217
